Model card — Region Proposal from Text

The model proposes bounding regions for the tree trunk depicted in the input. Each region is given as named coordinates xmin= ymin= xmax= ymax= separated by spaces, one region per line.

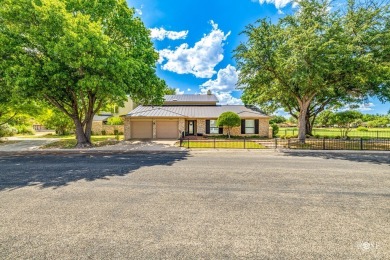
xmin=305 ymin=117 xmax=313 ymax=136
xmin=297 ymin=99 xmax=311 ymax=143
xmin=84 ymin=109 xmax=95 ymax=142
xmin=73 ymin=118 xmax=92 ymax=148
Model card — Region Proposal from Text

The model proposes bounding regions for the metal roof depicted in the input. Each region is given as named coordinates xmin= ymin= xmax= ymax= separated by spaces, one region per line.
xmin=164 ymin=94 xmax=219 ymax=103
xmin=93 ymin=115 xmax=112 ymax=121
xmin=126 ymin=105 xmax=269 ymax=118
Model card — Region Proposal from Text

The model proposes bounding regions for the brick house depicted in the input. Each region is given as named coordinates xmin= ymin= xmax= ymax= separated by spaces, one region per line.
xmin=124 ymin=93 xmax=271 ymax=139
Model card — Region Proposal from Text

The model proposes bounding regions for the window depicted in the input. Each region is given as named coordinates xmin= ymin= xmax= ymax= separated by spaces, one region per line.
xmin=210 ymin=120 xmax=220 ymax=134
xmin=245 ymin=120 xmax=255 ymax=134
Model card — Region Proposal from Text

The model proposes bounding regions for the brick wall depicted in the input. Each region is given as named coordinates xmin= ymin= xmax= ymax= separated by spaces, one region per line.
xmin=92 ymin=121 xmax=124 ymax=135
xmin=124 ymin=118 xmax=131 ymax=140
xmin=197 ymin=119 xmax=206 ymax=134
xmin=208 ymin=118 xmax=270 ymax=138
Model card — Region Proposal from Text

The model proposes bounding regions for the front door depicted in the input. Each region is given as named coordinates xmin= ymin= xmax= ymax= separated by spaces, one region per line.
xmin=188 ymin=121 xmax=195 ymax=135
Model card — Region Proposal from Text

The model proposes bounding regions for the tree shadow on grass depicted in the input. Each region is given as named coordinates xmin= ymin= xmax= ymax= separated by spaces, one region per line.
xmin=280 ymin=150 xmax=390 ymax=166
xmin=0 ymin=150 xmax=189 ymax=191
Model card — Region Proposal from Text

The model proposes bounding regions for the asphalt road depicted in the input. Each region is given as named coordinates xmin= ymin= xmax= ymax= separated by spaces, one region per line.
xmin=0 ymin=150 xmax=389 ymax=259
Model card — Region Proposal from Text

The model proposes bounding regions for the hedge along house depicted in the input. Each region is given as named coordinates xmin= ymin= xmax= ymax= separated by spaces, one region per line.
xmin=123 ymin=93 xmax=271 ymax=140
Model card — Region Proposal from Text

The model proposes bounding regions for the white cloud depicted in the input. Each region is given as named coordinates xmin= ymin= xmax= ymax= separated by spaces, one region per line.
xmin=200 ymin=65 xmax=238 ymax=92
xmin=150 ymin=28 xmax=189 ymax=41
xmin=214 ymin=92 xmax=243 ymax=105
xmin=340 ymin=102 xmax=375 ymax=112
xmin=158 ymin=21 xmax=231 ymax=78
xmin=135 ymin=8 xmax=142 ymax=15
xmin=175 ymin=88 xmax=184 ymax=95
xmin=187 ymin=88 xmax=191 ymax=92
xmin=199 ymin=64 xmax=242 ymax=105
xmin=253 ymin=0 xmax=294 ymax=11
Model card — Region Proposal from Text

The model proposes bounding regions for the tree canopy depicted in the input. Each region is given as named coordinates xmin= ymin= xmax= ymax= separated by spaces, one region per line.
xmin=0 ymin=0 xmax=166 ymax=147
xmin=217 ymin=111 xmax=241 ymax=138
xmin=235 ymin=0 xmax=389 ymax=142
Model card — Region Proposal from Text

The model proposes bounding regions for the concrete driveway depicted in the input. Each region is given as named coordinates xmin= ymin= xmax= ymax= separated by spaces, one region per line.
xmin=0 ymin=150 xmax=389 ymax=259
xmin=0 ymin=138 xmax=57 ymax=152
xmin=0 ymin=138 xmax=182 ymax=152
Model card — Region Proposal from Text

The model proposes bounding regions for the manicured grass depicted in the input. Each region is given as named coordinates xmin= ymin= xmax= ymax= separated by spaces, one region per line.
xmin=42 ymin=135 xmax=124 ymax=149
xmin=180 ymin=140 xmax=265 ymax=149
xmin=278 ymin=138 xmax=390 ymax=151
xmin=277 ymin=127 xmax=390 ymax=138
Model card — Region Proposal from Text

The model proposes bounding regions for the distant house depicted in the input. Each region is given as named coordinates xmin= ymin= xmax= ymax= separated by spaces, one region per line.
xmin=123 ymin=93 xmax=271 ymax=139
xmin=92 ymin=97 xmax=136 ymax=135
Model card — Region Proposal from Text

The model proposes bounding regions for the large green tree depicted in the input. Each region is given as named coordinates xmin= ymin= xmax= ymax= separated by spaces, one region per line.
xmin=0 ymin=0 xmax=166 ymax=147
xmin=235 ymin=0 xmax=388 ymax=142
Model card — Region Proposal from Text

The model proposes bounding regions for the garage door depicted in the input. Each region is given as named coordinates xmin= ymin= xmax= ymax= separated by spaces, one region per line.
xmin=131 ymin=121 xmax=153 ymax=139
xmin=156 ymin=121 xmax=178 ymax=139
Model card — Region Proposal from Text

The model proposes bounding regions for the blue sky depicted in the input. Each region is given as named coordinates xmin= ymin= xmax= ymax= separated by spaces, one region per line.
xmin=127 ymin=0 xmax=389 ymax=115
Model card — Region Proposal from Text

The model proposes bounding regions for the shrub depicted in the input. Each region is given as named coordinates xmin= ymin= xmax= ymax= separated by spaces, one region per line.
xmin=271 ymin=123 xmax=279 ymax=137
xmin=107 ymin=116 xmax=124 ymax=125
xmin=15 ymin=125 xmax=35 ymax=135
xmin=0 ymin=124 xmax=17 ymax=137
xmin=357 ymin=126 xmax=368 ymax=132
xmin=216 ymin=112 xmax=241 ymax=138
xmin=40 ymin=109 xmax=74 ymax=135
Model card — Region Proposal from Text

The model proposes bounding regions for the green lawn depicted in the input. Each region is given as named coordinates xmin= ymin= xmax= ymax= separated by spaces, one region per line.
xmin=277 ymin=127 xmax=390 ymax=138
xmin=284 ymin=139 xmax=390 ymax=151
xmin=180 ymin=140 xmax=265 ymax=149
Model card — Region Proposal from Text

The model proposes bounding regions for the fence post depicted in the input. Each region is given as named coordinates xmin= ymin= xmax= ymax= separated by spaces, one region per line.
xmin=187 ymin=138 xmax=190 ymax=149
xmin=323 ymin=138 xmax=326 ymax=150
xmin=244 ymin=137 xmax=246 ymax=149
xmin=180 ymin=138 xmax=182 ymax=147
xmin=360 ymin=138 xmax=363 ymax=150
xmin=214 ymin=138 xmax=216 ymax=149
xmin=288 ymin=138 xmax=291 ymax=149
xmin=275 ymin=138 xmax=278 ymax=149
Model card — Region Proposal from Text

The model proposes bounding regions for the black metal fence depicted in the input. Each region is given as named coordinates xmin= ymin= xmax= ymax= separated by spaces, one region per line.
xmin=274 ymin=138 xmax=390 ymax=151
xmin=277 ymin=128 xmax=390 ymax=139
xmin=179 ymin=137 xmax=390 ymax=151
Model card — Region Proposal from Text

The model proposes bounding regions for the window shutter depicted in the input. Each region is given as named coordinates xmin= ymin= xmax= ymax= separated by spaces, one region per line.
xmin=206 ymin=120 xmax=210 ymax=134
xmin=219 ymin=127 xmax=223 ymax=134
xmin=255 ymin=119 xmax=259 ymax=134
xmin=241 ymin=119 xmax=245 ymax=134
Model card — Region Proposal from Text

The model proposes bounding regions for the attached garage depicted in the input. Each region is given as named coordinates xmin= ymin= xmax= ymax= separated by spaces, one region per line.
xmin=156 ymin=120 xmax=179 ymax=139
xmin=131 ymin=120 xmax=153 ymax=139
